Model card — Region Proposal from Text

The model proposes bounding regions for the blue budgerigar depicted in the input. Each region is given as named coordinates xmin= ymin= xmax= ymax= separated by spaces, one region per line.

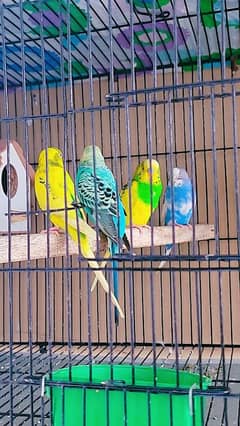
xmin=159 ymin=167 xmax=195 ymax=268
xmin=75 ymin=145 xmax=130 ymax=325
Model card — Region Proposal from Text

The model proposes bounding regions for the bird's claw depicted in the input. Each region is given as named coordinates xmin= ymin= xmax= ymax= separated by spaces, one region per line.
xmin=175 ymin=224 xmax=192 ymax=229
xmin=131 ymin=224 xmax=151 ymax=232
xmin=40 ymin=226 xmax=62 ymax=236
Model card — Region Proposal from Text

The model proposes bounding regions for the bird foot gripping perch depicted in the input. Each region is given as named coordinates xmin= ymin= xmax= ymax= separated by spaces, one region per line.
xmin=40 ymin=226 xmax=62 ymax=236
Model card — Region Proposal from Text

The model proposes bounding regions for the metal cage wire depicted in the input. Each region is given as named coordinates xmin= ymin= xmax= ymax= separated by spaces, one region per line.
xmin=0 ymin=0 xmax=239 ymax=425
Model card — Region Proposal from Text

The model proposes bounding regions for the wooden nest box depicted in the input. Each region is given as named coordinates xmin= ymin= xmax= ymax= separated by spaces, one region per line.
xmin=0 ymin=140 xmax=35 ymax=233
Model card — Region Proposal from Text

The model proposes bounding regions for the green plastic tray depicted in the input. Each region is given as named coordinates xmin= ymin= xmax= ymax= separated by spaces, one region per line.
xmin=46 ymin=364 xmax=211 ymax=426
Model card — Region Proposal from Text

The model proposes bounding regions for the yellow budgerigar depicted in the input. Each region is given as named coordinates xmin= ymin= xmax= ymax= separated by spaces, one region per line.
xmin=120 ymin=159 xmax=163 ymax=226
xmin=34 ymin=147 xmax=124 ymax=319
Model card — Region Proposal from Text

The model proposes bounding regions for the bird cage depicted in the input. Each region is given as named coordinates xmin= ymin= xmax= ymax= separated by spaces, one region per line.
xmin=0 ymin=0 xmax=239 ymax=425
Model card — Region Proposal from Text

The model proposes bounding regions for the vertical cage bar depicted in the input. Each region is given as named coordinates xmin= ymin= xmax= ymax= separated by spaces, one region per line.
xmin=151 ymin=0 xmax=157 ymax=88
xmin=146 ymin=92 xmax=157 ymax=384
xmin=123 ymin=96 xmax=136 ymax=381
xmin=196 ymin=0 xmax=202 ymax=89
xmin=58 ymin=0 xmax=73 ymax=378
xmin=173 ymin=0 xmax=178 ymax=87
xmin=19 ymin=0 xmax=34 ymax=422
xmin=38 ymin=6 xmax=54 ymax=426
xmin=220 ymin=0 xmax=226 ymax=80
xmin=86 ymin=0 xmax=98 ymax=381
xmin=210 ymin=89 xmax=220 ymax=255
xmin=108 ymin=0 xmax=122 ymax=354
xmin=166 ymin=89 xmax=180 ymax=384
xmin=0 ymin=1 xmax=14 ymax=423
xmin=129 ymin=0 xmax=136 ymax=102
xmin=231 ymin=83 xmax=240 ymax=255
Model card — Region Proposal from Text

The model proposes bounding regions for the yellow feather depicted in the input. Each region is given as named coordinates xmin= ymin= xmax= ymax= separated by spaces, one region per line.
xmin=121 ymin=180 xmax=152 ymax=225
xmin=121 ymin=159 xmax=162 ymax=226
xmin=34 ymin=148 xmax=124 ymax=319
xmin=90 ymin=248 xmax=111 ymax=292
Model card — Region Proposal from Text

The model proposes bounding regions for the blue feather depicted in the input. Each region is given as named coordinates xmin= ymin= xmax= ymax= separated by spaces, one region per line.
xmin=160 ymin=168 xmax=195 ymax=267
xmin=111 ymin=241 xmax=119 ymax=325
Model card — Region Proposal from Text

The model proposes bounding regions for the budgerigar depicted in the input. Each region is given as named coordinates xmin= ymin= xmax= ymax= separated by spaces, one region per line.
xmin=159 ymin=167 xmax=195 ymax=268
xmin=75 ymin=145 xmax=130 ymax=325
xmin=120 ymin=159 xmax=163 ymax=226
xmin=34 ymin=147 xmax=124 ymax=319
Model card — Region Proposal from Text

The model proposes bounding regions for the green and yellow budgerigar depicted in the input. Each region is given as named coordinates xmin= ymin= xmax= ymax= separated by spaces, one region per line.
xmin=120 ymin=159 xmax=163 ymax=226
xmin=34 ymin=147 xmax=124 ymax=319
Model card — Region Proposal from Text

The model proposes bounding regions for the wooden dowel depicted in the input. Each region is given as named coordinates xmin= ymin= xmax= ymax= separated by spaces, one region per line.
xmin=0 ymin=225 xmax=214 ymax=264
xmin=127 ymin=224 xmax=215 ymax=248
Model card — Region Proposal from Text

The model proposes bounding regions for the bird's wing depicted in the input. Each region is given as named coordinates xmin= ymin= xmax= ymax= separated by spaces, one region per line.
xmin=35 ymin=168 xmax=56 ymax=210
xmin=35 ymin=165 xmax=91 ymax=234
xmin=173 ymin=184 xmax=194 ymax=225
xmin=35 ymin=165 xmax=72 ymax=208
xmin=77 ymin=168 xmax=119 ymax=218
xmin=98 ymin=211 xmax=122 ymax=245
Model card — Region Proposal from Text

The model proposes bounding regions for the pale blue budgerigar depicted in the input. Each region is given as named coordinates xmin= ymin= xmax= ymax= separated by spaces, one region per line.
xmin=159 ymin=167 xmax=195 ymax=268
xmin=75 ymin=145 xmax=130 ymax=325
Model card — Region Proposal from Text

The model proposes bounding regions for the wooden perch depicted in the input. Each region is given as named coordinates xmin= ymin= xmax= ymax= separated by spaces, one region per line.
xmin=0 ymin=225 xmax=214 ymax=264
xmin=125 ymin=224 xmax=214 ymax=249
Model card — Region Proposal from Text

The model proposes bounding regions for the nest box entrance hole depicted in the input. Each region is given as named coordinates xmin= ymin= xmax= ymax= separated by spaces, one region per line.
xmin=1 ymin=164 xmax=18 ymax=198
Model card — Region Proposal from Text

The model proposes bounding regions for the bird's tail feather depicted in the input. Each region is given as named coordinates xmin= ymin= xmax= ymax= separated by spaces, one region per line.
xmin=68 ymin=225 xmax=124 ymax=319
xmin=87 ymin=260 xmax=124 ymax=319
xmin=111 ymin=242 xmax=119 ymax=325
xmin=158 ymin=246 xmax=172 ymax=269
xmin=91 ymin=248 xmax=110 ymax=292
